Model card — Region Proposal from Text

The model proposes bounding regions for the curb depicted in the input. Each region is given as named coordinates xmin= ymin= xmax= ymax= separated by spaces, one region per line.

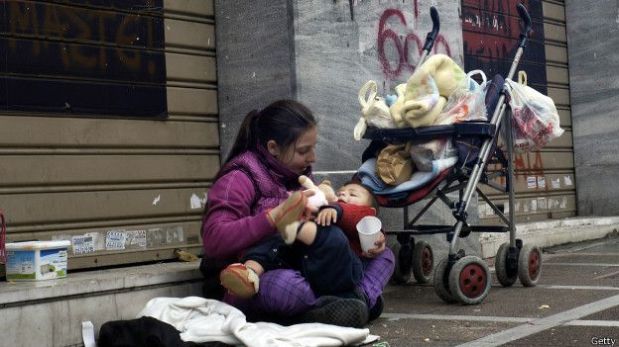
xmin=479 ymin=217 xmax=619 ymax=259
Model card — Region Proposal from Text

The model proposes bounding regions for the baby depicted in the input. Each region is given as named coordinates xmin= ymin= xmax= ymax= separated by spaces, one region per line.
xmin=219 ymin=177 xmax=385 ymax=299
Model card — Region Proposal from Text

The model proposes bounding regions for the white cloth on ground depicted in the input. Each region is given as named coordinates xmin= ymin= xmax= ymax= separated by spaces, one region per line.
xmin=138 ymin=296 xmax=371 ymax=347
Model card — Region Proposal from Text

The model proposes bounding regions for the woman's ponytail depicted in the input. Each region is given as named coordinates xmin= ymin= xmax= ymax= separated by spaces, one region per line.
xmin=224 ymin=109 xmax=261 ymax=164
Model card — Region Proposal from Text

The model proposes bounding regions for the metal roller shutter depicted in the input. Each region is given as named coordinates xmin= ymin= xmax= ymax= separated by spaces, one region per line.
xmin=0 ymin=0 xmax=217 ymax=271
xmin=462 ymin=0 xmax=575 ymax=224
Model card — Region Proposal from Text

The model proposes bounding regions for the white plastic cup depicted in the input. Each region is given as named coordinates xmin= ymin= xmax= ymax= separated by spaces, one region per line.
xmin=356 ymin=216 xmax=382 ymax=253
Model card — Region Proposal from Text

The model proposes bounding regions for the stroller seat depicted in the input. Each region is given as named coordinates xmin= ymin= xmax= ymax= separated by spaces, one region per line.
xmin=374 ymin=167 xmax=452 ymax=208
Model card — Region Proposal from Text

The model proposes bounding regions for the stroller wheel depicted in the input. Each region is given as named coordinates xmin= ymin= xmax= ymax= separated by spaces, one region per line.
xmin=412 ymin=241 xmax=433 ymax=284
xmin=495 ymin=243 xmax=518 ymax=287
xmin=433 ymin=258 xmax=457 ymax=303
xmin=448 ymin=256 xmax=491 ymax=305
xmin=392 ymin=242 xmax=413 ymax=284
xmin=518 ymin=244 xmax=542 ymax=287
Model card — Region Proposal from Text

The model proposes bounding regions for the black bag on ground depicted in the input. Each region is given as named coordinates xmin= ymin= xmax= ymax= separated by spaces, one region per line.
xmin=98 ymin=316 xmax=232 ymax=347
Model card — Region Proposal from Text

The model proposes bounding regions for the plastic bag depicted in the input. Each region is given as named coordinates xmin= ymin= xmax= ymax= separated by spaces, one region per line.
xmin=435 ymin=70 xmax=488 ymax=125
xmin=505 ymin=79 xmax=564 ymax=152
xmin=354 ymin=80 xmax=396 ymax=140
xmin=455 ymin=74 xmax=504 ymax=168
xmin=409 ymin=139 xmax=457 ymax=172
xmin=434 ymin=88 xmax=487 ymax=125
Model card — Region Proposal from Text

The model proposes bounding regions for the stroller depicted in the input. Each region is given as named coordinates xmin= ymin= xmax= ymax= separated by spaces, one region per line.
xmin=358 ymin=3 xmax=541 ymax=305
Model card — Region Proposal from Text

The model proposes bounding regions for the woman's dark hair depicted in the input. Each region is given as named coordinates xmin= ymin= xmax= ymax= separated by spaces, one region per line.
xmin=224 ymin=99 xmax=317 ymax=164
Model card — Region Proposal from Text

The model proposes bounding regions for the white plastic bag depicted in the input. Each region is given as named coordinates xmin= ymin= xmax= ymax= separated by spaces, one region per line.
xmin=434 ymin=88 xmax=488 ymax=125
xmin=434 ymin=70 xmax=488 ymax=125
xmin=409 ymin=139 xmax=457 ymax=171
xmin=505 ymin=79 xmax=564 ymax=152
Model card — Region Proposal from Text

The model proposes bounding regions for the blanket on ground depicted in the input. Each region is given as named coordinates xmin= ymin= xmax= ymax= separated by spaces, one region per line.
xmin=138 ymin=296 xmax=372 ymax=347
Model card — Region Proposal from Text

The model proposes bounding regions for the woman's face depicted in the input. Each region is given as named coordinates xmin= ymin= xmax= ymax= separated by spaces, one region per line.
xmin=274 ymin=126 xmax=317 ymax=174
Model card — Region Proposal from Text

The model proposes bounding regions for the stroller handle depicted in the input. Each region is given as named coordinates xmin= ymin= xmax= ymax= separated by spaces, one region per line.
xmin=422 ymin=6 xmax=440 ymax=52
xmin=517 ymin=3 xmax=532 ymax=47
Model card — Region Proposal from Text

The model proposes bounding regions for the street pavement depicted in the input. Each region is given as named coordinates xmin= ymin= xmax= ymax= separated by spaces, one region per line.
xmin=367 ymin=235 xmax=619 ymax=346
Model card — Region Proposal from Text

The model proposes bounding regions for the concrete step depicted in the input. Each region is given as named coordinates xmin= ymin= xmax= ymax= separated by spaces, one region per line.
xmin=0 ymin=261 xmax=203 ymax=347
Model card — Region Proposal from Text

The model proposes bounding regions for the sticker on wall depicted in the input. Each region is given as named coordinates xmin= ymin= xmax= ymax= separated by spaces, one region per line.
xmin=147 ymin=228 xmax=166 ymax=248
xmin=537 ymin=176 xmax=546 ymax=189
xmin=166 ymin=226 xmax=185 ymax=244
xmin=126 ymin=230 xmax=147 ymax=249
xmin=564 ymin=176 xmax=573 ymax=186
xmin=527 ymin=176 xmax=537 ymax=189
xmin=189 ymin=194 xmax=204 ymax=210
xmin=152 ymin=194 xmax=161 ymax=206
xmin=190 ymin=194 xmax=201 ymax=209
xmin=537 ymin=197 xmax=547 ymax=210
xmin=72 ymin=235 xmax=95 ymax=255
xmin=93 ymin=232 xmax=105 ymax=251
xmin=560 ymin=197 xmax=567 ymax=209
xmin=551 ymin=178 xmax=561 ymax=189
xmin=105 ymin=230 xmax=127 ymax=251
xmin=530 ymin=199 xmax=537 ymax=212
xmin=190 ymin=193 xmax=208 ymax=210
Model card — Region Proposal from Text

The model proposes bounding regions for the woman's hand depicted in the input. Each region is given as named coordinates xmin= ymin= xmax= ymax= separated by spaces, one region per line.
xmin=267 ymin=190 xmax=314 ymax=227
xmin=363 ymin=232 xmax=386 ymax=258
xmin=315 ymin=208 xmax=337 ymax=226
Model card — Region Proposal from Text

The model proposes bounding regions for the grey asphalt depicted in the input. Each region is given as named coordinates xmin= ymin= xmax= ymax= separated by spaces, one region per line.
xmin=367 ymin=235 xmax=619 ymax=346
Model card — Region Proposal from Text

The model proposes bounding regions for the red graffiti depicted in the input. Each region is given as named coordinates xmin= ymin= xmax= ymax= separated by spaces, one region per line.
xmin=496 ymin=150 xmax=544 ymax=187
xmin=515 ymin=151 xmax=544 ymax=174
xmin=377 ymin=8 xmax=452 ymax=80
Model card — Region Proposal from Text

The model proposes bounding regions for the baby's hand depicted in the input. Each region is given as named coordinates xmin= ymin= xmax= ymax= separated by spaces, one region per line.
xmin=315 ymin=208 xmax=337 ymax=226
xmin=363 ymin=233 xmax=386 ymax=258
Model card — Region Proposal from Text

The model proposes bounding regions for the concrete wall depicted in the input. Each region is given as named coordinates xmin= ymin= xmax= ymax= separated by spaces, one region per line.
xmin=0 ymin=0 xmax=215 ymax=271
xmin=565 ymin=0 xmax=619 ymax=216
xmin=215 ymin=0 xmax=297 ymax=159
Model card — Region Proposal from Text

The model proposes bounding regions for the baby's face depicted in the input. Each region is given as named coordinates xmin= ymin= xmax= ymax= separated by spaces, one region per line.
xmin=336 ymin=184 xmax=372 ymax=206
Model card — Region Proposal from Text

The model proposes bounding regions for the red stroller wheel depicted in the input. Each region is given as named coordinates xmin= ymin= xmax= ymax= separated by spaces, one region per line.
xmin=412 ymin=240 xmax=433 ymax=284
xmin=448 ymin=256 xmax=491 ymax=305
xmin=518 ymin=244 xmax=542 ymax=287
